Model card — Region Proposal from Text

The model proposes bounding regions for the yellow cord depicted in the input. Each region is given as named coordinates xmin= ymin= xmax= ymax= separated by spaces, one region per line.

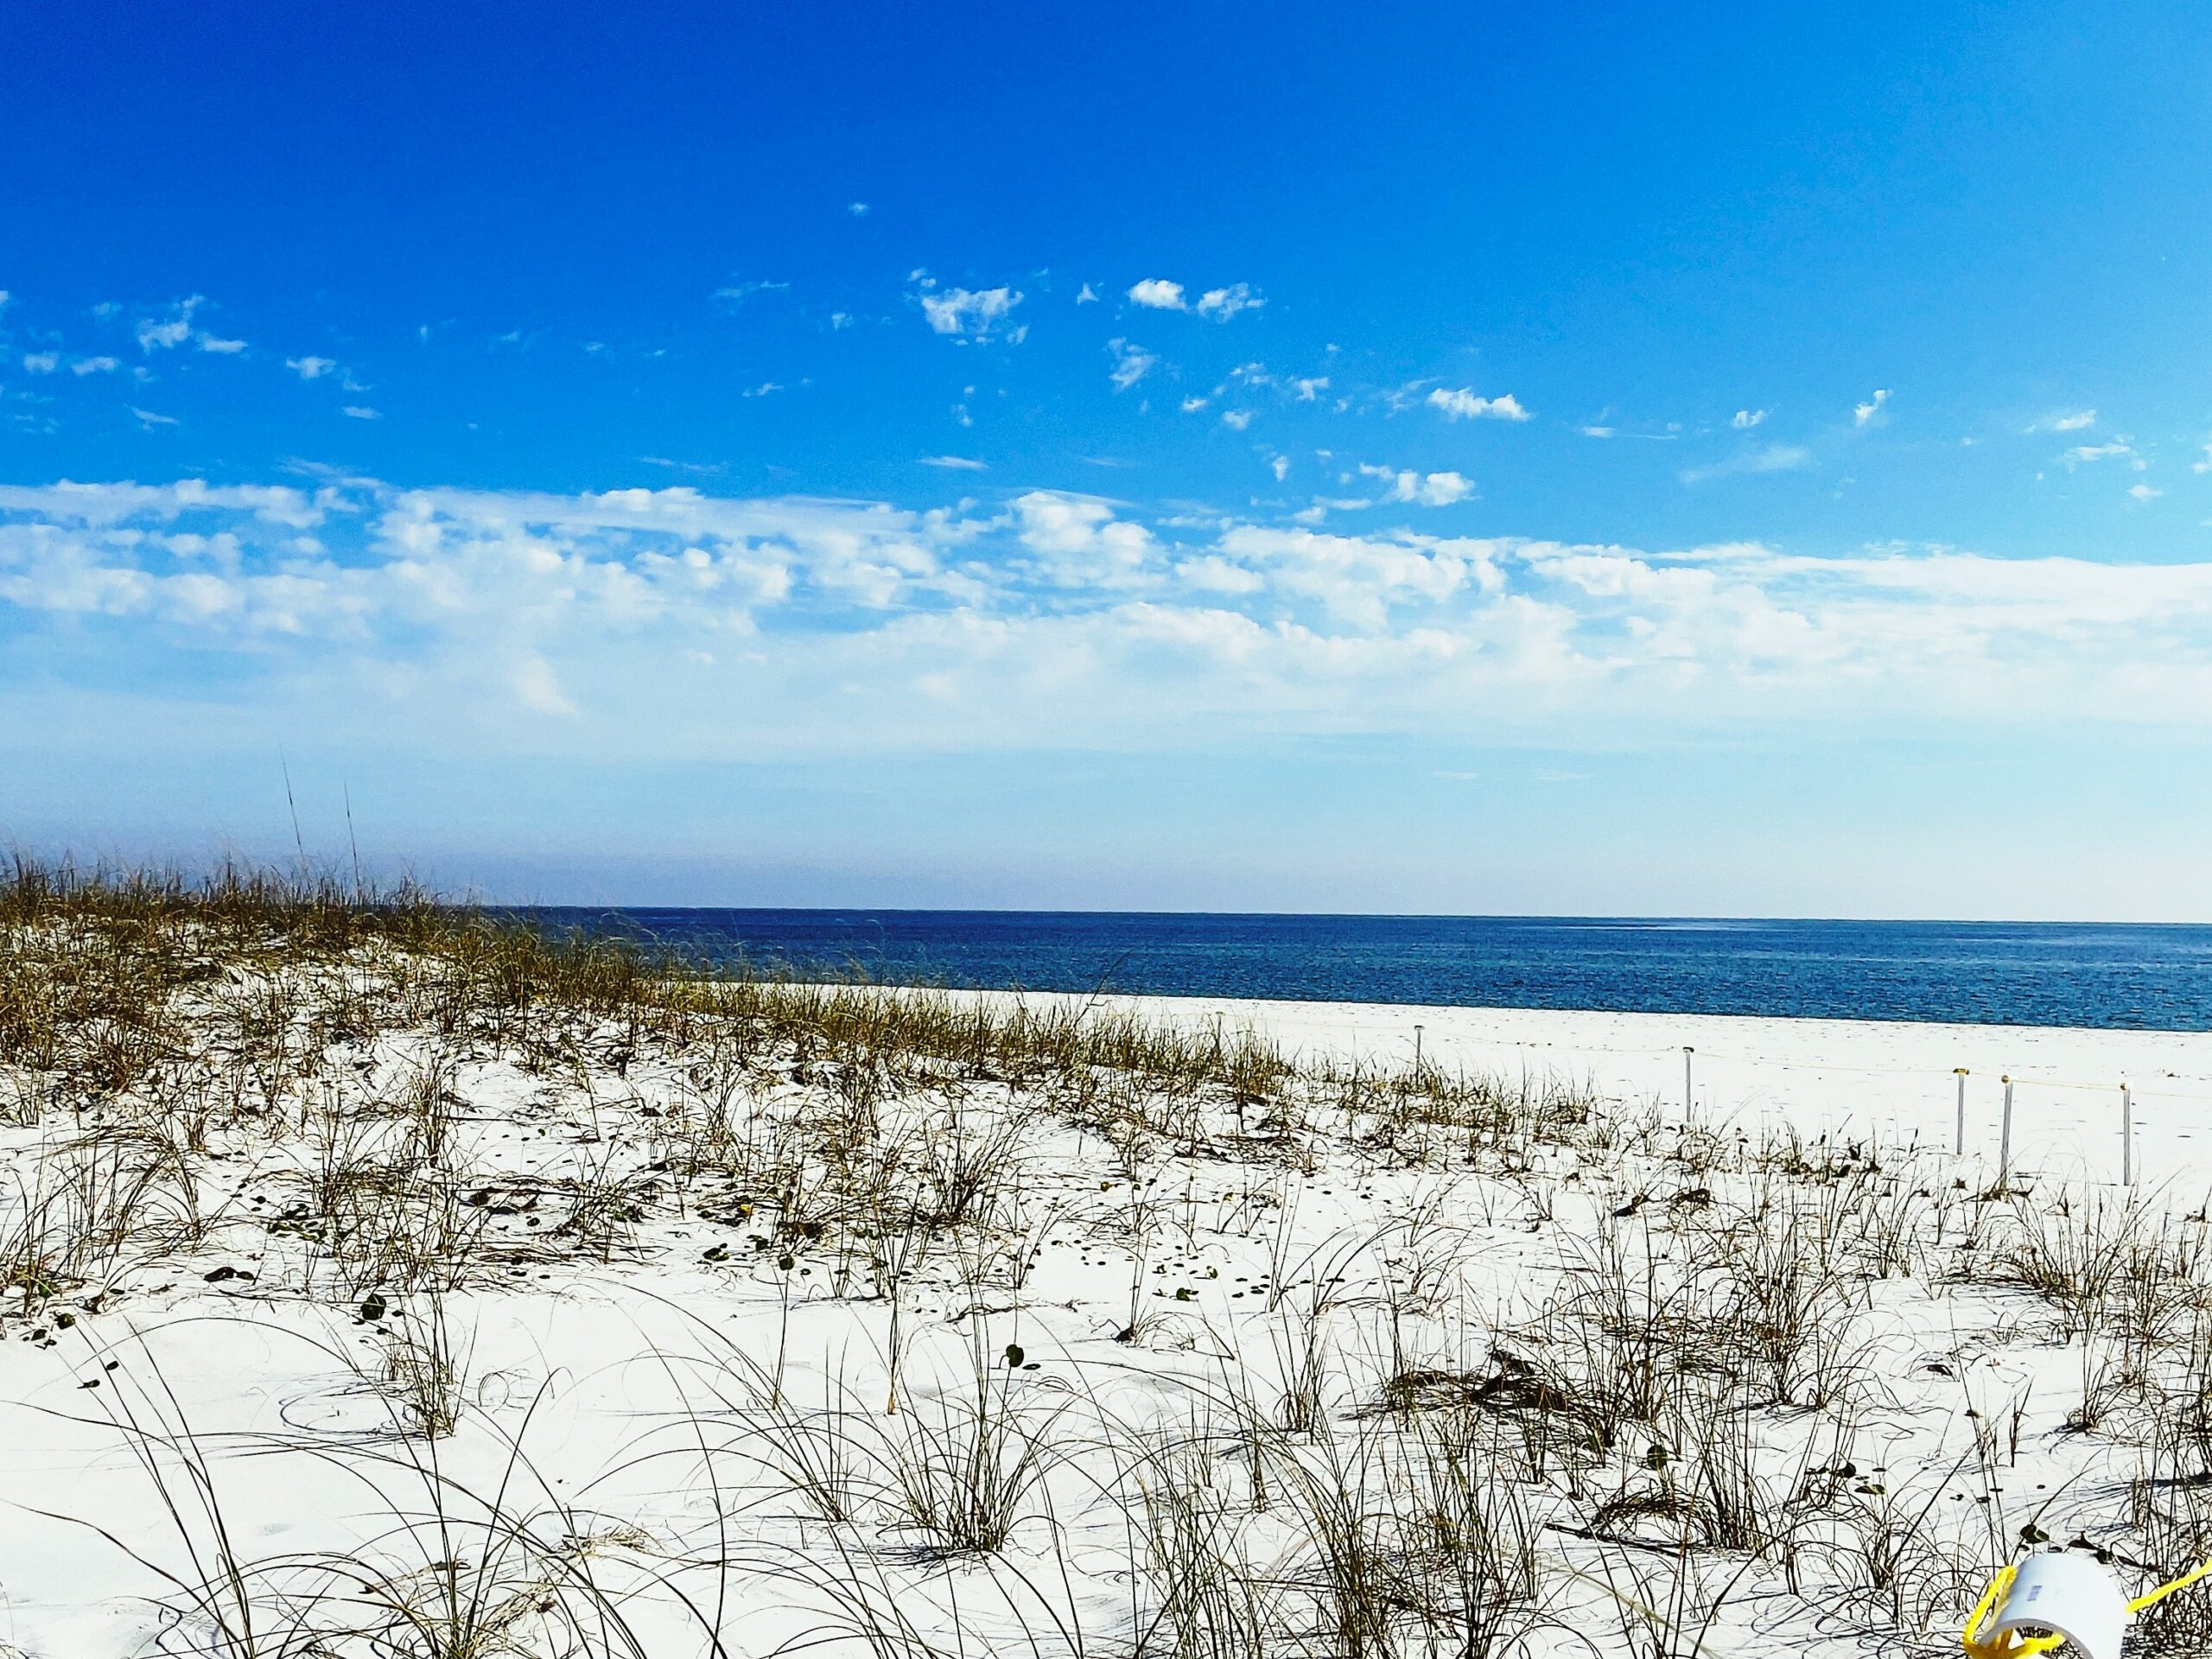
xmin=2127 ymin=1552 xmax=2212 ymax=1615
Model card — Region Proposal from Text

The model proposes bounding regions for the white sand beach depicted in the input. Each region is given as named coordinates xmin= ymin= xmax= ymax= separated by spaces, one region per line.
xmin=8 ymin=918 xmax=2212 ymax=1659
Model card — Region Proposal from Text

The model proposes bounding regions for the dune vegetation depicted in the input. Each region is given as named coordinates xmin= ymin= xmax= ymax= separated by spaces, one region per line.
xmin=2 ymin=859 xmax=2209 ymax=1657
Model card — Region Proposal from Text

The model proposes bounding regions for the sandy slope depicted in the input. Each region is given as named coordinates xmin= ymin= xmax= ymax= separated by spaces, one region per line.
xmin=6 ymin=982 xmax=2212 ymax=1659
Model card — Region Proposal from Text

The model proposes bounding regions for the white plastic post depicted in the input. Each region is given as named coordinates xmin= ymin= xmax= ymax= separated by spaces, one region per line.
xmin=1413 ymin=1024 xmax=1424 ymax=1073
xmin=1683 ymin=1046 xmax=1694 ymax=1116
xmin=1955 ymin=1067 xmax=1969 ymax=1155
xmin=2122 ymin=1084 xmax=2134 ymax=1187
xmin=1999 ymin=1075 xmax=2014 ymax=1185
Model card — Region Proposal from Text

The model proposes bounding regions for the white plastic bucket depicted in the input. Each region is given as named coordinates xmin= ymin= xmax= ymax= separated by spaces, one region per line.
xmin=1988 ymin=1553 xmax=2130 ymax=1659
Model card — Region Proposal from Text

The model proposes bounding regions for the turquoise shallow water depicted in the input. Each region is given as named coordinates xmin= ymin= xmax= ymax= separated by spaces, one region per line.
xmin=523 ymin=910 xmax=2212 ymax=1033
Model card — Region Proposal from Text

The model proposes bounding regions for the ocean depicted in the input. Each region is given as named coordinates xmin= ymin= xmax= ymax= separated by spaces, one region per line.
xmin=528 ymin=910 xmax=2212 ymax=1033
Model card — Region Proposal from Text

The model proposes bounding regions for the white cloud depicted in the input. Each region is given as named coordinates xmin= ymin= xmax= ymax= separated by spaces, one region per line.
xmin=2129 ymin=484 xmax=2162 ymax=501
xmin=1357 ymin=464 xmax=1474 ymax=506
xmin=1732 ymin=409 xmax=1768 ymax=429
xmin=847 ymin=201 xmax=869 ymax=216
xmin=1679 ymin=444 xmax=1812 ymax=486
xmin=2029 ymin=410 xmax=2096 ymax=433
xmin=1196 ymin=283 xmax=1262 ymax=321
xmin=15 ymin=477 xmax=2212 ymax=758
xmin=1270 ymin=455 xmax=1291 ymax=482
xmin=713 ymin=280 xmax=790 ymax=305
xmin=2195 ymin=442 xmax=2212 ymax=476
xmin=197 ymin=334 xmax=247 ymax=355
xmin=1294 ymin=377 xmax=1329 ymax=402
xmin=1076 ymin=283 xmax=1099 ymax=304
xmin=287 ymin=356 xmax=339 ymax=380
xmin=1221 ymin=409 xmax=1253 ymax=431
xmin=1128 ymin=279 xmax=1186 ymax=311
xmin=1180 ymin=396 xmax=1210 ymax=413
xmin=342 ymin=405 xmax=382 ymax=420
xmin=22 ymin=352 xmax=58 ymax=374
xmin=1106 ymin=338 xmax=1156 ymax=391
xmin=1428 ymin=388 xmax=1530 ymax=423
xmin=742 ymin=382 xmax=782 ymax=398
xmin=1853 ymin=388 xmax=1891 ymax=428
xmin=2064 ymin=440 xmax=2135 ymax=466
xmin=1012 ymin=490 xmax=1154 ymax=586
xmin=73 ymin=355 xmax=120 ymax=376
xmin=918 ymin=283 xmax=1025 ymax=340
xmin=129 ymin=408 xmax=180 ymax=428
xmin=919 ymin=455 xmax=988 ymax=470
xmin=513 ymin=653 xmax=579 ymax=715
xmin=136 ymin=296 xmax=204 ymax=352
xmin=1580 ymin=425 xmax=1615 ymax=439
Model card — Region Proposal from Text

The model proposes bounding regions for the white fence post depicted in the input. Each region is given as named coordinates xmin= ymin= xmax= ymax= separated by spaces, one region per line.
xmin=1955 ymin=1067 xmax=1969 ymax=1155
xmin=1999 ymin=1074 xmax=2014 ymax=1186
xmin=2122 ymin=1083 xmax=2134 ymax=1188
xmin=1683 ymin=1046 xmax=1694 ymax=1116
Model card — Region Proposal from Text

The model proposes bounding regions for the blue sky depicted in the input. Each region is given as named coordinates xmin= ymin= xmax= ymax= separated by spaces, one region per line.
xmin=4 ymin=3 xmax=2212 ymax=917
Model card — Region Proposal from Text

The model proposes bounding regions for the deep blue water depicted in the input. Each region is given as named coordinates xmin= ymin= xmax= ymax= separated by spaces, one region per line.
xmin=524 ymin=910 xmax=2212 ymax=1033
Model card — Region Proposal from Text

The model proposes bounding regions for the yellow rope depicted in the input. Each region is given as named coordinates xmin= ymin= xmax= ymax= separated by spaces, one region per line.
xmin=2126 ymin=1552 xmax=2212 ymax=1614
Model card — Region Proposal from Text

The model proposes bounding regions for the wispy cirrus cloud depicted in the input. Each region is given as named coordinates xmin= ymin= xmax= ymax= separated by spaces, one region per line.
xmin=1679 ymin=444 xmax=1812 ymax=486
xmin=2062 ymin=438 xmax=2142 ymax=469
xmin=1106 ymin=338 xmax=1157 ymax=391
xmin=131 ymin=296 xmax=245 ymax=356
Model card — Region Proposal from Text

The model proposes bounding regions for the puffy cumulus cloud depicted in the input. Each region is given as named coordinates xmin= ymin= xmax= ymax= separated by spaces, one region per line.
xmin=1196 ymin=283 xmax=1262 ymax=321
xmin=1853 ymin=388 xmax=1891 ymax=428
xmin=913 ymin=279 xmax=1026 ymax=340
xmin=22 ymin=352 xmax=58 ymax=374
xmin=1357 ymin=465 xmax=1475 ymax=506
xmin=1124 ymin=279 xmax=1262 ymax=320
xmin=287 ymin=356 xmax=339 ymax=381
xmin=1732 ymin=409 xmax=1768 ymax=429
xmin=7 ymin=477 xmax=2212 ymax=758
xmin=1427 ymin=388 xmax=1529 ymax=422
xmin=1010 ymin=490 xmax=1154 ymax=587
